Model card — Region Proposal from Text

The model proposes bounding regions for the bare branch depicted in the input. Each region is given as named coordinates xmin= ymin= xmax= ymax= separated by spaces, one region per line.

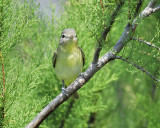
xmin=138 ymin=0 xmax=160 ymax=19
xmin=115 ymin=56 xmax=160 ymax=82
xmin=153 ymin=4 xmax=160 ymax=12
xmin=26 ymin=1 xmax=160 ymax=128
xmin=93 ymin=1 xmax=124 ymax=64
xmin=132 ymin=37 xmax=160 ymax=51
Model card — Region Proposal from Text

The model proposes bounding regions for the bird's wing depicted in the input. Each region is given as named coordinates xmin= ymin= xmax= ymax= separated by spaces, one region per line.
xmin=52 ymin=50 xmax=57 ymax=68
xmin=78 ymin=47 xmax=85 ymax=66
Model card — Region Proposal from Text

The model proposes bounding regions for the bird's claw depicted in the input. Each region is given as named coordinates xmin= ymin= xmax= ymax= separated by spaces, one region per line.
xmin=62 ymin=86 xmax=69 ymax=97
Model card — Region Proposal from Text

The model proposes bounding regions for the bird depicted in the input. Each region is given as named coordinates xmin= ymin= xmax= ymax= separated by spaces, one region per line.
xmin=52 ymin=28 xmax=85 ymax=98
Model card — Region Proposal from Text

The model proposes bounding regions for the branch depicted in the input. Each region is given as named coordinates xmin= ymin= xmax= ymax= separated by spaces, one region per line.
xmin=153 ymin=4 xmax=160 ymax=12
xmin=115 ymin=56 xmax=160 ymax=82
xmin=113 ymin=0 xmax=143 ymax=53
xmin=25 ymin=52 xmax=116 ymax=128
xmin=133 ymin=0 xmax=143 ymax=18
xmin=132 ymin=37 xmax=160 ymax=51
xmin=0 ymin=50 xmax=5 ymax=95
xmin=26 ymin=1 xmax=160 ymax=128
xmin=100 ymin=0 xmax=104 ymax=15
xmin=93 ymin=1 xmax=124 ymax=63
xmin=136 ymin=0 xmax=160 ymax=19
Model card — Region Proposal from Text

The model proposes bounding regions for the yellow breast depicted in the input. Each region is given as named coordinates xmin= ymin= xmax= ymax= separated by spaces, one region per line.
xmin=55 ymin=45 xmax=83 ymax=86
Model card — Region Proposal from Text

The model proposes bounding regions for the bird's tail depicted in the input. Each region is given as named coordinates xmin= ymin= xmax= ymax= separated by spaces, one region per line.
xmin=72 ymin=91 xmax=79 ymax=99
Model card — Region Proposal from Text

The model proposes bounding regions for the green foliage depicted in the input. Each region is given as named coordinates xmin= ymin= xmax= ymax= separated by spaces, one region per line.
xmin=0 ymin=0 xmax=160 ymax=128
xmin=0 ymin=0 xmax=38 ymax=55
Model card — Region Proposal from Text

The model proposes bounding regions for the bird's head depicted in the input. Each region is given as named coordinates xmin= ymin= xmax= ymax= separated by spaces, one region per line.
xmin=59 ymin=28 xmax=77 ymax=45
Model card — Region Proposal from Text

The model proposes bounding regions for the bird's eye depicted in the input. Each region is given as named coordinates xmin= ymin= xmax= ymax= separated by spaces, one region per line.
xmin=62 ymin=34 xmax=65 ymax=38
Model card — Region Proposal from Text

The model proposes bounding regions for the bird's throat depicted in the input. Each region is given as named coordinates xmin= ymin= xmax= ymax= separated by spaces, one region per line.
xmin=59 ymin=41 xmax=78 ymax=53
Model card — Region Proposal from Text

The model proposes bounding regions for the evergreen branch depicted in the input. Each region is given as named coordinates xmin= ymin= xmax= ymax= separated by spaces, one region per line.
xmin=0 ymin=1 xmax=5 ymax=126
xmin=25 ymin=52 xmax=116 ymax=128
xmin=93 ymin=1 xmax=124 ymax=64
xmin=0 ymin=0 xmax=5 ymax=94
xmin=115 ymin=56 xmax=160 ymax=82
xmin=128 ymin=0 xmax=131 ymax=20
xmin=134 ymin=0 xmax=143 ymax=17
xmin=0 ymin=0 xmax=5 ymax=40
xmin=132 ymin=37 xmax=160 ymax=51
xmin=100 ymin=0 xmax=104 ymax=15
xmin=0 ymin=51 xmax=5 ymax=95
xmin=151 ymin=66 xmax=160 ymax=100
xmin=0 ymin=97 xmax=5 ymax=127
xmin=113 ymin=0 xmax=142 ymax=53
xmin=0 ymin=50 xmax=5 ymax=128
xmin=26 ymin=1 xmax=160 ymax=128
xmin=0 ymin=52 xmax=6 ymax=128
xmin=130 ymin=0 xmax=143 ymax=37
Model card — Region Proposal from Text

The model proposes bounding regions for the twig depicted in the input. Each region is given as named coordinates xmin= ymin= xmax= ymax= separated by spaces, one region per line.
xmin=132 ymin=37 xmax=160 ymax=51
xmin=115 ymin=56 xmax=160 ymax=82
xmin=133 ymin=0 xmax=143 ymax=18
xmin=0 ymin=0 xmax=5 ymax=94
xmin=26 ymin=1 xmax=160 ymax=127
xmin=0 ymin=51 xmax=5 ymax=95
xmin=0 ymin=1 xmax=5 ymax=127
xmin=93 ymin=1 xmax=124 ymax=64
xmin=130 ymin=0 xmax=142 ymax=37
xmin=151 ymin=66 xmax=160 ymax=100
xmin=153 ymin=4 xmax=160 ymax=12
xmin=0 ymin=98 xmax=5 ymax=127
xmin=128 ymin=0 xmax=131 ymax=20
xmin=100 ymin=0 xmax=104 ymax=15
xmin=135 ymin=0 xmax=160 ymax=20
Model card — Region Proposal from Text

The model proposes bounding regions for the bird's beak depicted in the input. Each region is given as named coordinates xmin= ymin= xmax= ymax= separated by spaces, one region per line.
xmin=69 ymin=35 xmax=74 ymax=40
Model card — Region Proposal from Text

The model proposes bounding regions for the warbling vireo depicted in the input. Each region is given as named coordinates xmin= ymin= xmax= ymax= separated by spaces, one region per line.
xmin=52 ymin=28 xmax=85 ymax=98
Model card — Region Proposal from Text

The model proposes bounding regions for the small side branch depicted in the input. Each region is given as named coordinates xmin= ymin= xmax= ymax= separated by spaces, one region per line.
xmin=153 ymin=4 xmax=160 ymax=12
xmin=100 ymin=0 xmax=104 ymax=15
xmin=133 ymin=0 xmax=143 ymax=18
xmin=0 ymin=51 xmax=5 ymax=95
xmin=116 ymin=56 xmax=160 ymax=82
xmin=132 ymin=37 xmax=160 ymax=51
xmin=93 ymin=1 xmax=124 ymax=63
xmin=0 ymin=51 xmax=5 ymax=128
xmin=139 ymin=1 xmax=160 ymax=18
xmin=0 ymin=97 xmax=5 ymax=127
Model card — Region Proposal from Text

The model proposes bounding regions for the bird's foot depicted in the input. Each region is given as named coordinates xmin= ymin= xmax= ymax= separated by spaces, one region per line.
xmin=62 ymin=86 xmax=69 ymax=97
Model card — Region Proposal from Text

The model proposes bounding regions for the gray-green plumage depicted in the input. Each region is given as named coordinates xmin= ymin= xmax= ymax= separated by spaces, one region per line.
xmin=52 ymin=28 xmax=85 ymax=98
